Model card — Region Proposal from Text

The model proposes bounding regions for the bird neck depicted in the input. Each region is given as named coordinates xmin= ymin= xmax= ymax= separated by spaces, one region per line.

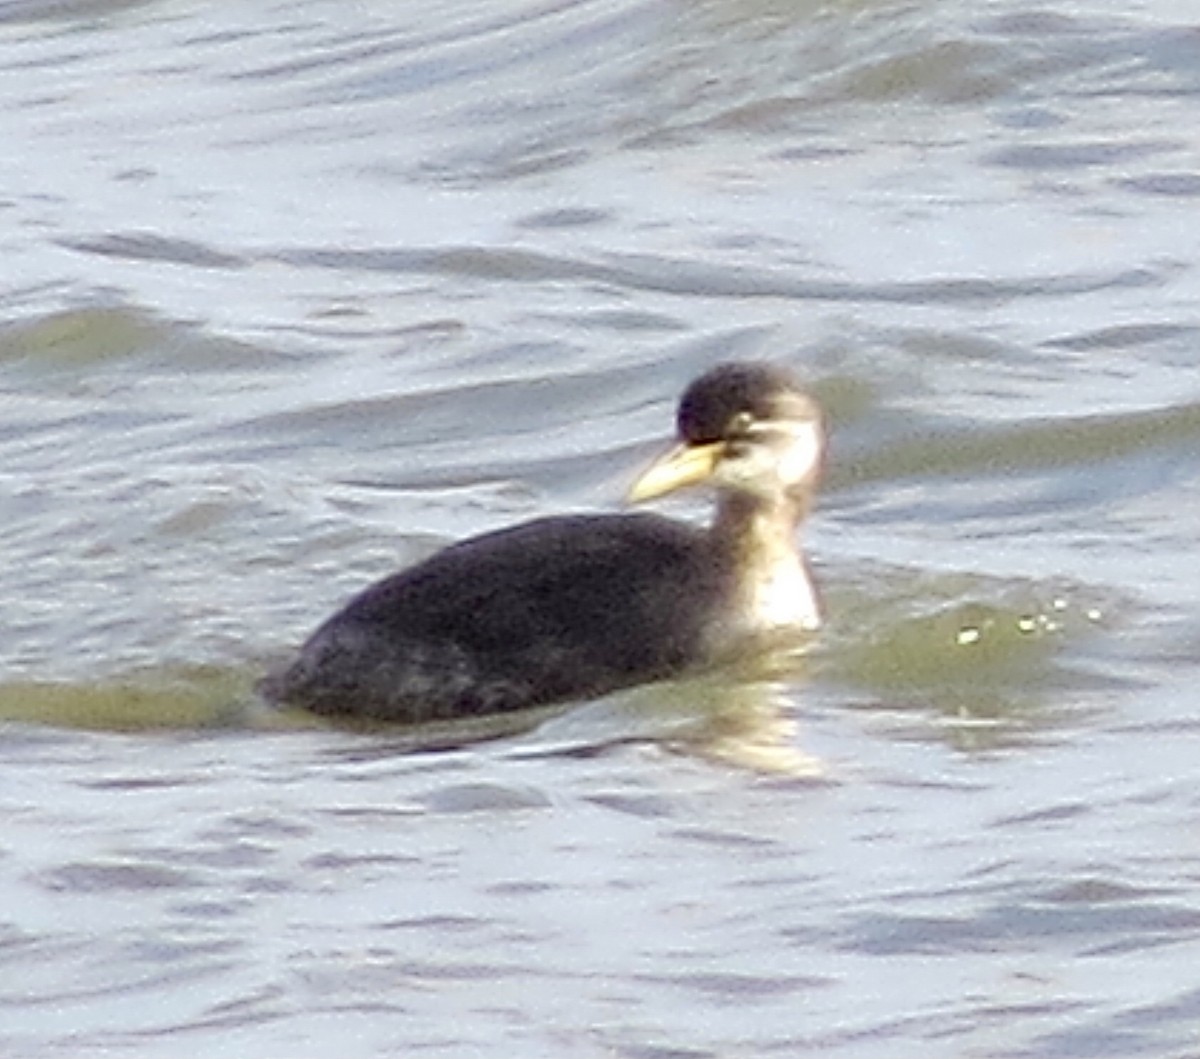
xmin=712 ymin=490 xmax=820 ymax=633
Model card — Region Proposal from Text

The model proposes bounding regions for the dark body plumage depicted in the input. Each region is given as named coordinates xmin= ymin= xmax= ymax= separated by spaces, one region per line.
xmin=262 ymin=362 xmax=825 ymax=725
xmin=262 ymin=513 xmax=732 ymax=723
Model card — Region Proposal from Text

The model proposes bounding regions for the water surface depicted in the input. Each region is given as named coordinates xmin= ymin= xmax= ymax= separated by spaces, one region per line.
xmin=2 ymin=0 xmax=1200 ymax=1056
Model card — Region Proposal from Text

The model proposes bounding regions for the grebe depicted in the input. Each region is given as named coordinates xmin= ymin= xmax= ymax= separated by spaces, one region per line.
xmin=261 ymin=362 xmax=825 ymax=723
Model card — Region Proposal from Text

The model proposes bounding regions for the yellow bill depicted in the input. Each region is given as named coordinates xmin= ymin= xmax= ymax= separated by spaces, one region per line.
xmin=627 ymin=441 xmax=724 ymax=503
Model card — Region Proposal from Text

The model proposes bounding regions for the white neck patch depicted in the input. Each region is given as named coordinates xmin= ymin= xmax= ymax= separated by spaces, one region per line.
xmin=746 ymin=554 xmax=821 ymax=631
xmin=775 ymin=419 xmax=823 ymax=490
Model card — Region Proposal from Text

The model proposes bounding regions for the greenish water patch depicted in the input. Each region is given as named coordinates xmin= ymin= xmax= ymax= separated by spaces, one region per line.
xmin=0 ymin=306 xmax=172 ymax=371
xmin=0 ymin=0 xmax=158 ymax=26
xmin=829 ymin=400 xmax=1200 ymax=489
xmin=0 ymin=666 xmax=257 ymax=732
xmin=816 ymin=563 xmax=1113 ymax=748
xmin=0 ymin=303 xmax=274 ymax=379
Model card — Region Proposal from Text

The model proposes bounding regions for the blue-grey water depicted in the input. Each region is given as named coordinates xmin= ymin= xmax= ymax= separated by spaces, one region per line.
xmin=3 ymin=0 xmax=1200 ymax=1056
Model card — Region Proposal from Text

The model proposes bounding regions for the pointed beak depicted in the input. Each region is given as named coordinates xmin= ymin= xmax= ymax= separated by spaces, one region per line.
xmin=627 ymin=441 xmax=725 ymax=504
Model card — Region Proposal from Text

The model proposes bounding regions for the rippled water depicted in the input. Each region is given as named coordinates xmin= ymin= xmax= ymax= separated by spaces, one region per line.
xmin=3 ymin=0 xmax=1200 ymax=1055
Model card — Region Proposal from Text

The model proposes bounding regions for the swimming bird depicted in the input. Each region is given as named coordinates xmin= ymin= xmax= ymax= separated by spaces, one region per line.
xmin=260 ymin=362 xmax=825 ymax=724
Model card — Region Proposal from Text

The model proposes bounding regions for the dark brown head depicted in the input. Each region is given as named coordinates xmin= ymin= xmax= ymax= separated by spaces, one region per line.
xmin=629 ymin=362 xmax=825 ymax=504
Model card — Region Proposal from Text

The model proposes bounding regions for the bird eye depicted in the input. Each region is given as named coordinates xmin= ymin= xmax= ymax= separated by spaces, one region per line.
xmin=727 ymin=411 xmax=755 ymax=438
